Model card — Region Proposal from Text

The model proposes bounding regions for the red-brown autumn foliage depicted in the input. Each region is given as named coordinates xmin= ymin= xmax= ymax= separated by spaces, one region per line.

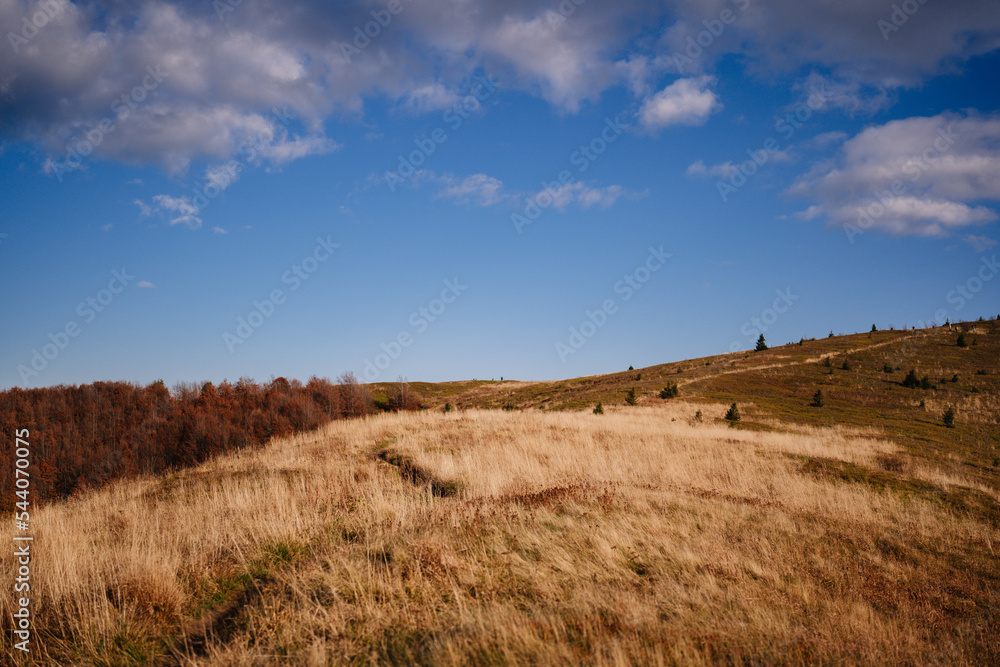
xmin=0 ymin=375 xmax=417 ymax=511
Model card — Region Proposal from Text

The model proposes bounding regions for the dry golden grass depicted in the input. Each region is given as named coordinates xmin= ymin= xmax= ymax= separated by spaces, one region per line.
xmin=3 ymin=404 xmax=999 ymax=665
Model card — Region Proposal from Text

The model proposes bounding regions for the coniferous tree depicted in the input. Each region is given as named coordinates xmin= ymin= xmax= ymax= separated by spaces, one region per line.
xmin=811 ymin=390 xmax=824 ymax=407
xmin=659 ymin=383 xmax=679 ymax=399
xmin=755 ymin=334 xmax=768 ymax=352
xmin=625 ymin=388 xmax=638 ymax=406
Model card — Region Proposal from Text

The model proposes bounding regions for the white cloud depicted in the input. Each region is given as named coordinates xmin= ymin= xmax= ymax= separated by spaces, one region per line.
xmin=656 ymin=0 xmax=1000 ymax=88
xmin=259 ymin=135 xmax=341 ymax=165
xmin=438 ymin=173 xmax=506 ymax=207
xmin=792 ymin=73 xmax=893 ymax=116
xmin=4 ymin=0 xmax=999 ymax=180
xmin=137 ymin=281 xmax=155 ymax=289
xmin=152 ymin=194 xmax=203 ymax=229
xmin=639 ymin=76 xmax=720 ymax=130
xmin=403 ymin=82 xmax=462 ymax=114
xmin=794 ymin=205 xmax=824 ymax=221
xmin=800 ymin=131 xmax=848 ymax=151
xmin=212 ymin=227 xmax=228 ymax=235
xmin=531 ymin=182 xmax=640 ymax=210
xmin=134 ymin=199 xmax=153 ymax=218
xmin=790 ymin=113 xmax=1000 ymax=236
xmin=964 ymin=234 xmax=998 ymax=253
xmin=686 ymin=159 xmax=735 ymax=178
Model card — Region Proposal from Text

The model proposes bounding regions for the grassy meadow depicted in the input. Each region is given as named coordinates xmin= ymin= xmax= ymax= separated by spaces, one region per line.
xmin=2 ymin=323 xmax=999 ymax=665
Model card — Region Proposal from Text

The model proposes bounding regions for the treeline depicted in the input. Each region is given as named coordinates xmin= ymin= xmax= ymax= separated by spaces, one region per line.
xmin=0 ymin=374 xmax=420 ymax=510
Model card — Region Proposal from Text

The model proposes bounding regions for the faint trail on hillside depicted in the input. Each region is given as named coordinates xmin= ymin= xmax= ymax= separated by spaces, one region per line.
xmin=676 ymin=332 xmax=926 ymax=388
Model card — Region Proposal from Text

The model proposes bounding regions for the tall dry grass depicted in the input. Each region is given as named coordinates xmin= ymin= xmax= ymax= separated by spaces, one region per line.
xmin=3 ymin=404 xmax=998 ymax=665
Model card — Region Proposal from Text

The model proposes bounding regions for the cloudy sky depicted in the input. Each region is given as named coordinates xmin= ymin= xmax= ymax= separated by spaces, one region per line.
xmin=1 ymin=0 xmax=999 ymax=388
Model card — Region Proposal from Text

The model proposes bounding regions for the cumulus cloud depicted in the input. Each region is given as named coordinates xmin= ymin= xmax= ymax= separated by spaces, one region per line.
xmin=789 ymin=113 xmax=1000 ymax=236
xmin=3 ymin=0 xmax=999 ymax=185
xmin=639 ymin=76 xmax=720 ymax=129
xmin=656 ymin=0 xmax=1000 ymax=88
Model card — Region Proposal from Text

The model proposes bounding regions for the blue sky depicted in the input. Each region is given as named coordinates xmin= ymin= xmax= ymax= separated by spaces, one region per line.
xmin=1 ymin=0 xmax=999 ymax=389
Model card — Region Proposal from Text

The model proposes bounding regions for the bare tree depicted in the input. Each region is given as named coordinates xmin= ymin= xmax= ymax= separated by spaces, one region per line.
xmin=337 ymin=372 xmax=374 ymax=418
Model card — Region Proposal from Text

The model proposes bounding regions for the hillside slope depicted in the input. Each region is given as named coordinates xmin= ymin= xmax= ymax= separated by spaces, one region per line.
xmin=3 ymin=322 xmax=998 ymax=665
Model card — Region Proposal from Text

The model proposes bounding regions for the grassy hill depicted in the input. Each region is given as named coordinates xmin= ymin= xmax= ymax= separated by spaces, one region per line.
xmin=3 ymin=322 xmax=998 ymax=665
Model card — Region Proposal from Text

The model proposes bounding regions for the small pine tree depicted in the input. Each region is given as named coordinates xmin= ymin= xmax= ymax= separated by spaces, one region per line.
xmin=724 ymin=403 xmax=740 ymax=421
xmin=694 ymin=410 xmax=703 ymax=423
xmin=755 ymin=334 xmax=768 ymax=352
xmin=828 ymin=330 xmax=835 ymax=338
xmin=872 ymin=324 xmax=877 ymax=332
xmin=883 ymin=363 xmax=894 ymax=373
xmin=625 ymin=388 xmax=638 ymax=406
xmin=593 ymin=402 xmax=604 ymax=415
xmin=902 ymin=369 xmax=919 ymax=388
xmin=443 ymin=402 xmax=453 ymax=413
xmin=659 ymin=383 xmax=679 ymax=399
xmin=811 ymin=390 xmax=824 ymax=407
xmin=841 ymin=359 xmax=852 ymax=371
xmin=951 ymin=374 xmax=959 ymax=383
xmin=636 ymin=373 xmax=642 ymax=381
xmin=920 ymin=375 xmax=933 ymax=390
xmin=957 ymin=332 xmax=967 ymax=348
xmin=628 ymin=365 xmax=634 ymax=371
xmin=798 ymin=338 xmax=804 ymax=346
xmin=943 ymin=406 xmax=955 ymax=428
